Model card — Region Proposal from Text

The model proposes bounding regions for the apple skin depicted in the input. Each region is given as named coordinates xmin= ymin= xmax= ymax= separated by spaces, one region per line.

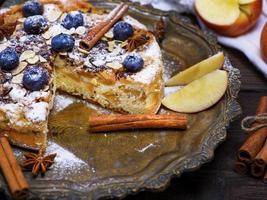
xmin=261 ymin=23 xmax=267 ymax=63
xmin=195 ymin=0 xmax=262 ymax=37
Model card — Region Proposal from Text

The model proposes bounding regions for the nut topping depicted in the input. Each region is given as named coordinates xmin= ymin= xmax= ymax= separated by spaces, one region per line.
xmin=12 ymin=73 xmax=23 ymax=84
xmin=27 ymin=55 xmax=39 ymax=64
xmin=20 ymin=50 xmax=36 ymax=62
xmin=12 ymin=61 xmax=28 ymax=76
xmin=45 ymin=6 xmax=62 ymax=22
xmin=106 ymin=62 xmax=123 ymax=70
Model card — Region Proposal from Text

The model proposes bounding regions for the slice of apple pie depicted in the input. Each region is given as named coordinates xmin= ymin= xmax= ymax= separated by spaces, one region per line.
xmin=0 ymin=0 xmax=164 ymax=149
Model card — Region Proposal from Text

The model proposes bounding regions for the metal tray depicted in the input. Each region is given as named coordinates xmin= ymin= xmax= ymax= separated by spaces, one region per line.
xmin=0 ymin=0 xmax=241 ymax=199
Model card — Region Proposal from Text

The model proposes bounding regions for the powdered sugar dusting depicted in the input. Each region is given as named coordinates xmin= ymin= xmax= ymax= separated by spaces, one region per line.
xmin=46 ymin=141 xmax=89 ymax=178
xmin=14 ymin=141 xmax=89 ymax=178
xmin=25 ymin=102 xmax=48 ymax=122
xmin=53 ymin=94 xmax=75 ymax=112
xmin=47 ymin=142 xmax=87 ymax=168
xmin=130 ymin=40 xmax=162 ymax=84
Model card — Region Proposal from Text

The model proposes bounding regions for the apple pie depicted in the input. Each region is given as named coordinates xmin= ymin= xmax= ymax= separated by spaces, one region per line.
xmin=0 ymin=0 xmax=164 ymax=149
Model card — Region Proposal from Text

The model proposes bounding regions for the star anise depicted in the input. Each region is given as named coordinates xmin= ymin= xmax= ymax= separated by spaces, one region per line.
xmin=22 ymin=146 xmax=57 ymax=177
xmin=153 ymin=17 xmax=165 ymax=43
xmin=126 ymin=29 xmax=151 ymax=52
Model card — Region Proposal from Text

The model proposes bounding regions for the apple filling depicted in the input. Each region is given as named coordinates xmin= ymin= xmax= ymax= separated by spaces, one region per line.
xmin=54 ymin=57 xmax=163 ymax=114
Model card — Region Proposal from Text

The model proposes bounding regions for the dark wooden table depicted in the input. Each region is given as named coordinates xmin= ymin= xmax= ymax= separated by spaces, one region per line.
xmin=123 ymin=48 xmax=267 ymax=200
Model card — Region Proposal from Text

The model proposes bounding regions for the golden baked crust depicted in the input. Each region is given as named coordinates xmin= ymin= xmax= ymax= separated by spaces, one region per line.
xmin=0 ymin=0 xmax=164 ymax=149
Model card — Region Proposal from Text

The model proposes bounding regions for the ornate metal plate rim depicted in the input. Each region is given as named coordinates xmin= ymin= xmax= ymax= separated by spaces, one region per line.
xmin=0 ymin=1 xmax=242 ymax=199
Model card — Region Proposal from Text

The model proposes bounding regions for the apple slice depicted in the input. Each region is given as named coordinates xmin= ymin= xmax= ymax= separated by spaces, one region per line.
xmin=239 ymin=0 xmax=256 ymax=4
xmin=195 ymin=0 xmax=262 ymax=37
xmin=162 ymin=70 xmax=228 ymax=113
xmin=166 ymin=52 xmax=224 ymax=86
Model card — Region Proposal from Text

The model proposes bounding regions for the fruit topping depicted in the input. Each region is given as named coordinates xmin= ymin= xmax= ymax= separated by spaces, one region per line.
xmin=51 ymin=33 xmax=75 ymax=52
xmin=113 ymin=21 xmax=134 ymax=41
xmin=61 ymin=11 xmax=84 ymax=30
xmin=22 ymin=0 xmax=44 ymax=17
xmin=166 ymin=52 xmax=225 ymax=86
xmin=0 ymin=48 xmax=19 ymax=71
xmin=24 ymin=15 xmax=48 ymax=34
xmin=162 ymin=70 xmax=228 ymax=113
xmin=22 ymin=66 xmax=49 ymax=91
xmin=123 ymin=55 xmax=144 ymax=72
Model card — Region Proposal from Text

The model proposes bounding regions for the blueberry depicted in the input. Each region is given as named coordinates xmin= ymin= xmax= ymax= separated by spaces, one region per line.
xmin=113 ymin=21 xmax=134 ymax=41
xmin=51 ymin=33 xmax=75 ymax=53
xmin=24 ymin=15 xmax=48 ymax=34
xmin=23 ymin=66 xmax=49 ymax=91
xmin=22 ymin=0 xmax=44 ymax=17
xmin=61 ymin=11 xmax=84 ymax=30
xmin=123 ymin=55 xmax=144 ymax=72
xmin=0 ymin=48 xmax=19 ymax=71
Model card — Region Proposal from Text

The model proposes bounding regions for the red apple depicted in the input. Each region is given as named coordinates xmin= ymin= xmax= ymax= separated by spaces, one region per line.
xmin=261 ymin=22 xmax=267 ymax=63
xmin=195 ymin=0 xmax=262 ymax=37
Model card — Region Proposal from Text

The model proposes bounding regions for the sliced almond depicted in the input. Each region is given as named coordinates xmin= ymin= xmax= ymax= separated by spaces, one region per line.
xmin=50 ymin=25 xmax=64 ymax=37
xmin=12 ymin=61 xmax=28 ymax=75
xmin=12 ymin=74 xmax=23 ymax=84
xmin=59 ymin=52 xmax=68 ymax=56
xmin=78 ymin=48 xmax=90 ymax=55
xmin=20 ymin=50 xmax=36 ymax=62
xmin=27 ymin=55 xmax=39 ymax=64
xmin=39 ymin=55 xmax=47 ymax=63
xmin=75 ymin=26 xmax=86 ymax=35
xmin=101 ymin=37 xmax=108 ymax=41
xmin=46 ymin=39 xmax=52 ymax=46
xmin=42 ymin=30 xmax=52 ymax=40
xmin=120 ymin=40 xmax=128 ymax=48
xmin=42 ymin=85 xmax=50 ymax=92
xmin=46 ymin=6 xmax=62 ymax=22
xmin=108 ymin=41 xmax=115 ymax=52
xmin=60 ymin=13 xmax=67 ymax=21
xmin=104 ymin=29 xmax=114 ymax=39
xmin=65 ymin=27 xmax=76 ymax=35
xmin=106 ymin=62 xmax=123 ymax=70
xmin=17 ymin=18 xmax=26 ymax=23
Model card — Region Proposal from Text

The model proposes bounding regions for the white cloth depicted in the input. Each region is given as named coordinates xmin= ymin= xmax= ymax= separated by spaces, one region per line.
xmin=131 ymin=0 xmax=267 ymax=78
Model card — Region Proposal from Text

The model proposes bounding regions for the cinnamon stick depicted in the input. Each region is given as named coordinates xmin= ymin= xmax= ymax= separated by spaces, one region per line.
xmin=89 ymin=114 xmax=187 ymax=132
xmin=251 ymin=138 xmax=267 ymax=177
xmin=80 ymin=3 xmax=128 ymax=50
xmin=234 ymin=161 xmax=248 ymax=175
xmin=237 ymin=96 xmax=267 ymax=163
xmin=0 ymin=136 xmax=29 ymax=200
xmin=89 ymin=114 xmax=187 ymax=126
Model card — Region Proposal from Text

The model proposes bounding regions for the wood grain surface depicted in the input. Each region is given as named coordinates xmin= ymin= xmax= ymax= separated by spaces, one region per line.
xmin=124 ymin=47 xmax=267 ymax=200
